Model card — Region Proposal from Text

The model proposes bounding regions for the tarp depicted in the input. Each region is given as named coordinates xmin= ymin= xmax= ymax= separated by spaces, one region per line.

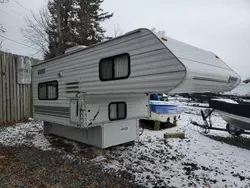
xmin=17 ymin=56 xmax=32 ymax=84
xmin=209 ymin=99 xmax=250 ymax=118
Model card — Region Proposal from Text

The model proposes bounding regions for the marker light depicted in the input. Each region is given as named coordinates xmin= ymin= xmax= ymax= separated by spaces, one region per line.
xmin=215 ymin=54 xmax=225 ymax=63
xmin=161 ymin=37 xmax=167 ymax=41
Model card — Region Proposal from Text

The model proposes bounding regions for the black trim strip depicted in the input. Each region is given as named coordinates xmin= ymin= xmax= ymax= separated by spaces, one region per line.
xmin=35 ymin=112 xmax=69 ymax=118
xmin=34 ymin=109 xmax=69 ymax=115
xmin=66 ymin=82 xmax=79 ymax=85
xmin=66 ymin=90 xmax=79 ymax=93
xmin=34 ymin=106 xmax=69 ymax=116
xmin=34 ymin=105 xmax=69 ymax=111
xmin=66 ymin=86 xmax=79 ymax=89
xmin=193 ymin=76 xmax=229 ymax=83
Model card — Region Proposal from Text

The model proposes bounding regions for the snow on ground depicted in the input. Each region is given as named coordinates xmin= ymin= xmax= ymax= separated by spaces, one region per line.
xmin=0 ymin=102 xmax=250 ymax=187
xmin=212 ymin=98 xmax=239 ymax=104
xmin=96 ymin=103 xmax=250 ymax=187
xmin=0 ymin=120 xmax=51 ymax=151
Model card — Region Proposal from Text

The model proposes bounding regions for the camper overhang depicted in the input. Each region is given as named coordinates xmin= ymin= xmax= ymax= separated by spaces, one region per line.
xmin=32 ymin=28 xmax=241 ymax=148
xmin=152 ymin=31 xmax=241 ymax=94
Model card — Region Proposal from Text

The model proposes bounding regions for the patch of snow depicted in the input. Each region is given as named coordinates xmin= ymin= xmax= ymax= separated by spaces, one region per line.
xmin=98 ymin=103 xmax=250 ymax=187
xmin=62 ymin=154 xmax=78 ymax=162
xmin=168 ymin=96 xmax=190 ymax=102
xmin=186 ymin=102 xmax=210 ymax=107
xmin=0 ymin=121 xmax=51 ymax=151
xmin=32 ymin=133 xmax=51 ymax=151
xmin=103 ymin=160 xmax=121 ymax=171
xmin=92 ymin=155 xmax=106 ymax=163
xmin=212 ymin=98 xmax=238 ymax=104
xmin=1 ymin=102 xmax=250 ymax=187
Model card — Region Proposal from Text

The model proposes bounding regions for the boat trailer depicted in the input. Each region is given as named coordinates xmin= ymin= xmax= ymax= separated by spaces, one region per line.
xmin=191 ymin=109 xmax=250 ymax=136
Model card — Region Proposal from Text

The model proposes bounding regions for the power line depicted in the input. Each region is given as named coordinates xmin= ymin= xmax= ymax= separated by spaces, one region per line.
xmin=12 ymin=0 xmax=30 ymax=12
xmin=0 ymin=35 xmax=39 ymax=50
xmin=3 ymin=3 xmax=25 ymax=18
xmin=0 ymin=7 xmax=23 ymax=21
xmin=8 ymin=6 xmax=23 ymax=17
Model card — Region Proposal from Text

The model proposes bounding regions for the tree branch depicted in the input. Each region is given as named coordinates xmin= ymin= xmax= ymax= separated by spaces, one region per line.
xmin=21 ymin=7 xmax=50 ymax=57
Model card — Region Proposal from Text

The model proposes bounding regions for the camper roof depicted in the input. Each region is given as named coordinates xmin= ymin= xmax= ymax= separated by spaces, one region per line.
xmin=33 ymin=28 xmax=240 ymax=94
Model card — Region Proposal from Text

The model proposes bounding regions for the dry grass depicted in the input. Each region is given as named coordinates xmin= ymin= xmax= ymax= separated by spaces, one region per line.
xmin=0 ymin=118 xmax=30 ymax=127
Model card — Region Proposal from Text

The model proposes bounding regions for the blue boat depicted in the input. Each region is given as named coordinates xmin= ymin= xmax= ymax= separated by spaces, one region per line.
xmin=149 ymin=94 xmax=181 ymax=124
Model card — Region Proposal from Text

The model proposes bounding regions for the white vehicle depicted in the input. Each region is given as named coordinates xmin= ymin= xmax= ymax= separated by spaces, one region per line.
xmin=32 ymin=28 xmax=240 ymax=148
xmin=224 ymin=82 xmax=250 ymax=97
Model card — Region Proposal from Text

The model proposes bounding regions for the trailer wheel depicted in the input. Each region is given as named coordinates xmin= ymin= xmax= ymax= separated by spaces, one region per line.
xmin=226 ymin=123 xmax=243 ymax=136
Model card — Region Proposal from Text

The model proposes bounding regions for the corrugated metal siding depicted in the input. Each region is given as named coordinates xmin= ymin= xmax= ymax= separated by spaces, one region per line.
xmin=32 ymin=29 xmax=186 ymax=96
xmin=85 ymin=94 xmax=149 ymax=125
xmin=32 ymin=29 xmax=186 ymax=125
xmin=162 ymin=37 xmax=231 ymax=70
xmin=34 ymin=114 xmax=70 ymax=126
xmin=152 ymin=34 xmax=240 ymax=93
xmin=169 ymin=56 xmax=240 ymax=93
xmin=34 ymin=106 xmax=69 ymax=118
xmin=33 ymin=94 xmax=148 ymax=126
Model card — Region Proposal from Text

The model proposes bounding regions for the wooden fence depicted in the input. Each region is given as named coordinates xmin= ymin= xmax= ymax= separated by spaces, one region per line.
xmin=0 ymin=51 xmax=38 ymax=124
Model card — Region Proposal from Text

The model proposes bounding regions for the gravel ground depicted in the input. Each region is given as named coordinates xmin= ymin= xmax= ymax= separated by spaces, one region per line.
xmin=1 ymin=103 xmax=250 ymax=187
xmin=0 ymin=144 xmax=141 ymax=188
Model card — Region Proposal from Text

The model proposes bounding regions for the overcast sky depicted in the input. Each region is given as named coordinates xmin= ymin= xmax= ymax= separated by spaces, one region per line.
xmin=0 ymin=0 xmax=250 ymax=79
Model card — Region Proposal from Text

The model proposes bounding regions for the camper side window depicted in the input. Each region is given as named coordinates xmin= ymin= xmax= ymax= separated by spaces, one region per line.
xmin=99 ymin=53 xmax=130 ymax=81
xmin=109 ymin=102 xmax=127 ymax=121
xmin=38 ymin=81 xmax=58 ymax=100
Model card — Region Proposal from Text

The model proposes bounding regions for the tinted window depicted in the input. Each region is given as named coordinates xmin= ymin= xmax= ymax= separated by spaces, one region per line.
xmin=38 ymin=81 xmax=58 ymax=100
xmin=109 ymin=102 xmax=127 ymax=121
xmin=99 ymin=53 xmax=130 ymax=81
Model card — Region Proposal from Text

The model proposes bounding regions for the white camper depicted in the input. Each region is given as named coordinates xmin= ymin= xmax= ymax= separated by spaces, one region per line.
xmin=32 ymin=28 xmax=240 ymax=148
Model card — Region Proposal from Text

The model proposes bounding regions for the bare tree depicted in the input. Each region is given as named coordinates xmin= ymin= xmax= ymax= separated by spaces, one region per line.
xmin=0 ymin=25 xmax=6 ymax=49
xmin=113 ymin=25 xmax=123 ymax=37
xmin=21 ymin=7 xmax=50 ymax=57
xmin=0 ymin=0 xmax=8 ymax=49
xmin=151 ymin=27 xmax=166 ymax=36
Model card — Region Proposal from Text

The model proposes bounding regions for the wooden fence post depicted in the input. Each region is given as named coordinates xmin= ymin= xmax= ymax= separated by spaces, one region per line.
xmin=0 ymin=51 xmax=35 ymax=123
xmin=13 ymin=55 xmax=17 ymax=121
xmin=2 ymin=52 xmax=6 ymax=123
xmin=0 ymin=52 xmax=3 ymax=122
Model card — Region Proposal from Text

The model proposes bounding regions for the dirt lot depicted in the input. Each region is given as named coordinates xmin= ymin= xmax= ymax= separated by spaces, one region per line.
xmin=0 ymin=144 xmax=140 ymax=188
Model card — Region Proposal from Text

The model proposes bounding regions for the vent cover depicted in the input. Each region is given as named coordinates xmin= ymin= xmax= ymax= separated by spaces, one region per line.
xmin=66 ymin=82 xmax=79 ymax=93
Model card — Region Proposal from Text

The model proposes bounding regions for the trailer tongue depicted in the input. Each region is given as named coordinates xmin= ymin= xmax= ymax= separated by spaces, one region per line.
xmin=192 ymin=99 xmax=250 ymax=136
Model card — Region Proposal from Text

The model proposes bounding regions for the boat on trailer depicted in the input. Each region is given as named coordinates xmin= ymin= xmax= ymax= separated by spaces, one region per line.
xmin=147 ymin=94 xmax=181 ymax=127
xmin=194 ymin=99 xmax=250 ymax=136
